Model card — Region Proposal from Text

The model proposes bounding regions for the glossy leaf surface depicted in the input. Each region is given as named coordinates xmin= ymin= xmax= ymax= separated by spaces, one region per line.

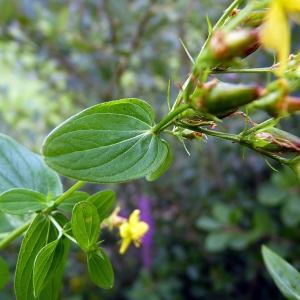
xmin=42 ymin=99 xmax=169 ymax=183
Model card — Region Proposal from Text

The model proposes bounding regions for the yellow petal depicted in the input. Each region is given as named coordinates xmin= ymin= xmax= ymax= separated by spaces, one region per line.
xmin=119 ymin=236 xmax=131 ymax=254
xmin=129 ymin=209 xmax=140 ymax=225
xmin=261 ymin=1 xmax=290 ymax=75
xmin=281 ymin=0 xmax=300 ymax=12
xmin=119 ymin=222 xmax=130 ymax=238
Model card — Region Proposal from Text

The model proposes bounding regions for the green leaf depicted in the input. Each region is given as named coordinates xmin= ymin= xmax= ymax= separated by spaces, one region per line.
xmin=87 ymin=248 xmax=114 ymax=289
xmin=72 ymin=201 xmax=100 ymax=252
xmin=33 ymin=238 xmax=66 ymax=297
xmin=195 ymin=216 xmax=222 ymax=231
xmin=15 ymin=214 xmax=50 ymax=300
xmin=206 ymin=14 xmax=213 ymax=35
xmin=58 ymin=191 xmax=89 ymax=214
xmin=0 ymin=188 xmax=47 ymax=215
xmin=146 ymin=142 xmax=173 ymax=181
xmin=0 ymin=256 xmax=9 ymax=290
xmin=257 ymin=183 xmax=287 ymax=206
xmin=42 ymin=99 xmax=169 ymax=183
xmin=38 ymin=213 xmax=71 ymax=300
xmin=204 ymin=231 xmax=231 ymax=252
xmin=0 ymin=134 xmax=62 ymax=196
xmin=262 ymin=245 xmax=300 ymax=300
xmin=87 ymin=190 xmax=116 ymax=223
xmin=38 ymin=238 xmax=70 ymax=300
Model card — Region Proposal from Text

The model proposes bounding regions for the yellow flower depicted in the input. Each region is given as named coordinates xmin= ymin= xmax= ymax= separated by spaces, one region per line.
xmin=261 ymin=0 xmax=300 ymax=75
xmin=119 ymin=209 xmax=149 ymax=254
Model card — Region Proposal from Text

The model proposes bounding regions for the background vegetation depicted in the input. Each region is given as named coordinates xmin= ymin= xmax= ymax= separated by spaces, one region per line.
xmin=0 ymin=0 xmax=299 ymax=299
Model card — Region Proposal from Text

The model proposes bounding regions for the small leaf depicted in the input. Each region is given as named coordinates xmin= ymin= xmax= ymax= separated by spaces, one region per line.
xmin=146 ymin=142 xmax=173 ymax=181
xmin=33 ymin=238 xmax=65 ymax=297
xmin=15 ymin=214 xmax=50 ymax=300
xmin=0 ymin=256 xmax=9 ymax=289
xmin=38 ymin=237 xmax=70 ymax=300
xmin=58 ymin=191 xmax=89 ymax=214
xmin=42 ymin=99 xmax=169 ymax=183
xmin=87 ymin=190 xmax=116 ymax=223
xmin=262 ymin=245 xmax=300 ymax=300
xmin=206 ymin=14 xmax=213 ymax=35
xmin=87 ymin=248 xmax=114 ymax=289
xmin=72 ymin=201 xmax=100 ymax=252
xmin=204 ymin=231 xmax=231 ymax=252
xmin=257 ymin=183 xmax=287 ymax=206
xmin=195 ymin=216 xmax=222 ymax=231
xmin=0 ymin=188 xmax=47 ymax=215
xmin=0 ymin=134 xmax=62 ymax=196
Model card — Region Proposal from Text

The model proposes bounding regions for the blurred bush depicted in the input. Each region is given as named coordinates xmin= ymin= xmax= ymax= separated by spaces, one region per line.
xmin=0 ymin=0 xmax=299 ymax=299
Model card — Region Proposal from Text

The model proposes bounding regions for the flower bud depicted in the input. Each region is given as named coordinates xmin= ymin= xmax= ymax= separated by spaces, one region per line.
xmin=229 ymin=10 xmax=265 ymax=29
xmin=207 ymin=28 xmax=261 ymax=63
xmin=191 ymin=80 xmax=262 ymax=117
xmin=254 ymin=93 xmax=300 ymax=117
xmin=244 ymin=127 xmax=300 ymax=154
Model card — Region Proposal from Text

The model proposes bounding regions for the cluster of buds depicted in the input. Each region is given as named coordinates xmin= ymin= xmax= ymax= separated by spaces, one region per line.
xmin=185 ymin=6 xmax=300 ymax=120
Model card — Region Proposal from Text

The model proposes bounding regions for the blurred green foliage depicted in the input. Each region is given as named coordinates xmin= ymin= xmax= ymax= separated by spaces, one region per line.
xmin=0 ymin=0 xmax=299 ymax=299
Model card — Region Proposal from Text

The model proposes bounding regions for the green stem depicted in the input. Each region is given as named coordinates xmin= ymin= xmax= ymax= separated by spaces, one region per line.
xmin=44 ymin=180 xmax=86 ymax=213
xmin=0 ymin=181 xmax=86 ymax=249
xmin=0 ymin=219 xmax=31 ymax=250
xmin=177 ymin=123 xmax=290 ymax=165
xmin=171 ymin=0 xmax=243 ymax=112
xmin=152 ymin=103 xmax=190 ymax=134
xmin=210 ymin=67 xmax=273 ymax=74
xmin=195 ymin=0 xmax=243 ymax=62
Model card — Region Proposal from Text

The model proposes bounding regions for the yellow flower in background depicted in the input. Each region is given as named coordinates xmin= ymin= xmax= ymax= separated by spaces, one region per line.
xmin=261 ymin=0 xmax=300 ymax=76
xmin=119 ymin=209 xmax=149 ymax=254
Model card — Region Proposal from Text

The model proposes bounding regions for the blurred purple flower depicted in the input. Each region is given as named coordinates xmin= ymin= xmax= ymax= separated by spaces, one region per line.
xmin=138 ymin=196 xmax=154 ymax=269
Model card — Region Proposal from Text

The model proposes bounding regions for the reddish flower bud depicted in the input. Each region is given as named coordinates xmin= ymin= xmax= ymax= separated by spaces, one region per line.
xmin=207 ymin=28 xmax=261 ymax=62
xmin=243 ymin=127 xmax=300 ymax=154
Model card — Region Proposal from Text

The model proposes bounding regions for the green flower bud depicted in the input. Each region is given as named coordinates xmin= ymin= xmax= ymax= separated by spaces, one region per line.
xmin=243 ymin=127 xmax=300 ymax=154
xmin=206 ymin=28 xmax=261 ymax=63
xmin=254 ymin=92 xmax=300 ymax=117
xmin=191 ymin=80 xmax=262 ymax=117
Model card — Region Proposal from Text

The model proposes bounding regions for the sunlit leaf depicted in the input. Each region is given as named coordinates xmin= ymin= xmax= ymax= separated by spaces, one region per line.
xmin=42 ymin=99 xmax=169 ymax=183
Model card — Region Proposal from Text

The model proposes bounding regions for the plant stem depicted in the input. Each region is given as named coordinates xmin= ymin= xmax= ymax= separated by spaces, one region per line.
xmin=210 ymin=67 xmax=273 ymax=74
xmin=0 ymin=181 xmax=86 ymax=249
xmin=152 ymin=103 xmax=190 ymax=134
xmin=0 ymin=219 xmax=32 ymax=250
xmin=171 ymin=0 xmax=243 ymax=112
xmin=44 ymin=180 xmax=86 ymax=213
